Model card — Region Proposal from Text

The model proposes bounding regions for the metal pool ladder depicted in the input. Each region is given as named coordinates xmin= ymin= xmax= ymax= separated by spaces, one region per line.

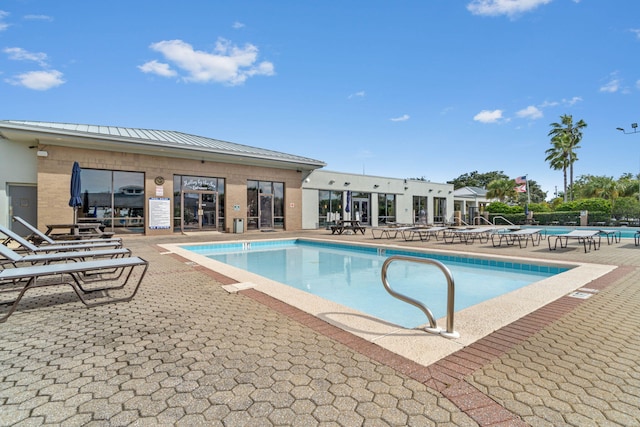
xmin=381 ymin=255 xmax=460 ymax=339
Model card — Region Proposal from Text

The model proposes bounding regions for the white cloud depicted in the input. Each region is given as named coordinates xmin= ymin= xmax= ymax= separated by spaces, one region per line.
xmin=348 ymin=91 xmax=365 ymax=99
xmin=0 ymin=10 xmax=10 ymax=31
xmin=138 ymin=60 xmax=177 ymax=77
xmin=141 ymin=38 xmax=275 ymax=85
xmin=516 ymin=105 xmax=543 ymax=120
xmin=473 ymin=109 xmax=504 ymax=123
xmin=5 ymin=70 xmax=65 ymax=90
xmin=467 ymin=0 xmax=552 ymax=17
xmin=232 ymin=21 xmax=245 ymax=29
xmin=24 ymin=14 xmax=53 ymax=21
xmin=563 ymin=96 xmax=582 ymax=106
xmin=600 ymin=77 xmax=621 ymax=93
xmin=630 ymin=29 xmax=640 ymax=39
xmin=4 ymin=47 xmax=48 ymax=66
xmin=390 ymin=114 xmax=410 ymax=122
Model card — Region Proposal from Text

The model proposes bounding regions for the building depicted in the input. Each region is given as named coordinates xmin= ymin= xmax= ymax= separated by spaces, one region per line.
xmin=1 ymin=120 xmax=456 ymax=236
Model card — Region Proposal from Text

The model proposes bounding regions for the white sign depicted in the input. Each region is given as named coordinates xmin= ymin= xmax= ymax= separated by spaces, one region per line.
xmin=148 ymin=198 xmax=171 ymax=229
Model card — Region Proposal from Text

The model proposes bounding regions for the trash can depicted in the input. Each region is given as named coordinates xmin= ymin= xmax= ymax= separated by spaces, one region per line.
xmin=233 ymin=218 xmax=244 ymax=234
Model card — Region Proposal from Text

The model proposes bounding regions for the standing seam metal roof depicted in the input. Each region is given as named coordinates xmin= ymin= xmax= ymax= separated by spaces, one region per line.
xmin=0 ymin=120 xmax=326 ymax=166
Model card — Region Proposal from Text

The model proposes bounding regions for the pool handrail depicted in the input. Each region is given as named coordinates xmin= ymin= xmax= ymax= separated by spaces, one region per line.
xmin=381 ymin=255 xmax=460 ymax=339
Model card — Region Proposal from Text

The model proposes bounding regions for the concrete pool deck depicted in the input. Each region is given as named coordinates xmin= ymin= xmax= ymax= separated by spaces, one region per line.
xmin=1 ymin=228 xmax=639 ymax=425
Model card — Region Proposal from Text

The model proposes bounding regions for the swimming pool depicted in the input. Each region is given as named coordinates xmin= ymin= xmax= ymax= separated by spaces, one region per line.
xmin=184 ymin=239 xmax=569 ymax=329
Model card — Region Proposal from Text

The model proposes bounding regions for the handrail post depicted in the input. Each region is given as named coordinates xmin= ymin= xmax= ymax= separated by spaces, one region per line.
xmin=381 ymin=255 xmax=460 ymax=339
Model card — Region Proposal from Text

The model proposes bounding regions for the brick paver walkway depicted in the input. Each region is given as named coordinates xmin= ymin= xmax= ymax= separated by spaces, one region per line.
xmin=1 ymin=229 xmax=638 ymax=426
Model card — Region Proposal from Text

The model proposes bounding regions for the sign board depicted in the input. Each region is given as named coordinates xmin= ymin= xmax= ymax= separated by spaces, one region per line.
xmin=148 ymin=197 xmax=171 ymax=229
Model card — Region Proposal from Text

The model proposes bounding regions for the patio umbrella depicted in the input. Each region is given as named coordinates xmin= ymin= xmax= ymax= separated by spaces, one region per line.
xmin=68 ymin=161 xmax=83 ymax=223
xmin=345 ymin=191 xmax=351 ymax=220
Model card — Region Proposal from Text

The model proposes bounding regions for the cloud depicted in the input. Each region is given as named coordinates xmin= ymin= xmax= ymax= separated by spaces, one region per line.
xmin=232 ymin=21 xmax=245 ymax=29
xmin=390 ymin=114 xmax=410 ymax=122
xmin=24 ymin=14 xmax=53 ymax=21
xmin=348 ymin=91 xmax=365 ymax=99
xmin=467 ymin=0 xmax=552 ymax=17
xmin=630 ymin=29 xmax=640 ymax=39
xmin=600 ymin=75 xmax=621 ymax=93
xmin=140 ymin=38 xmax=275 ymax=85
xmin=516 ymin=105 xmax=543 ymax=120
xmin=4 ymin=47 xmax=49 ymax=66
xmin=138 ymin=59 xmax=177 ymax=77
xmin=0 ymin=10 xmax=9 ymax=31
xmin=5 ymin=70 xmax=65 ymax=90
xmin=473 ymin=109 xmax=504 ymax=123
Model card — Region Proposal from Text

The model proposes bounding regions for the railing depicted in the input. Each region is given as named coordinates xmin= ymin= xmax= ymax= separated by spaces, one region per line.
xmin=490 ymin=215 xmax=517 ymax=227
xmin=381 ymin=255 xmax=460 ymax=339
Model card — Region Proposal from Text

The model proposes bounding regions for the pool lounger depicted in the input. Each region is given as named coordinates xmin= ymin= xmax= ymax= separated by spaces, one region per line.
xmin=401 ymin=226 xmax=449 ymax=242
xmin=443 ymin=227 xmax=498 ymax=245
xmin=598 ymin=229 xmax=621 ymax=245
xmin=1 ymin=224 xmax=121 ymax=253
xmin=491 ymin=228 xmax=542 ymax=248
xmin=0 ymin=256 xmax=148 ymax=323
xmin=548 ymin=229 xmax=601 ymax=253
xmin=1 ymin=242 xmax=131 ymax=269
xmin=370 ymin=226 xmax=412 ymax=239
xmin=12 ymin=216 xmax=121 ymax=245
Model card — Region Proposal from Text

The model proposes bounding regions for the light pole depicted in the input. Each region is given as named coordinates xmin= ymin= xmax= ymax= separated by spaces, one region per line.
xmin=616 ymin=123 xmax=640 ymax=203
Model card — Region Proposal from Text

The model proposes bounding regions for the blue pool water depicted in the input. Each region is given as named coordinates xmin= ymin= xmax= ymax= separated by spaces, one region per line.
xmin=184 ymin=240 xmax=569 ymax=329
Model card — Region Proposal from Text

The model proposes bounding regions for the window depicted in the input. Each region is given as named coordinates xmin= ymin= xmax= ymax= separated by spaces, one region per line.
xmin=318 ymin=190 xmax=343 ymax=227
xmin=413 ymin=196 xmax=428 ymax=224
xmin=79 ymin=169 xmax=145 ymax=234
xmin=247 ymin=180 xmax=284 ymax=230
xmin=377 ymin=193 xmax=396 ymax=224
xmin=433 ymin=197 xmax=447 ymax=224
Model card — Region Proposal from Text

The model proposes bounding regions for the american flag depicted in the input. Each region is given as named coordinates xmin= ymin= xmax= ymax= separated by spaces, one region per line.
xmin=515 ymin=176 xmax=527 ymax=185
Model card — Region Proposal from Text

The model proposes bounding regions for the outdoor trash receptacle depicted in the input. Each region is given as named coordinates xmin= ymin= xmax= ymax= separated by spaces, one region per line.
xmin=233 ymin=218 xmax=244 ymax=233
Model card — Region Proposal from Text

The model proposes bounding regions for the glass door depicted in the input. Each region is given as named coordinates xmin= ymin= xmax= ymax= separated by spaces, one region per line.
xmin=259 ymin=194 xmax=273 ymax=228
xmin=181 ymin=191 xmax=217 ymax=231
xmin=352 ymin=198 xmax=370 ymax=224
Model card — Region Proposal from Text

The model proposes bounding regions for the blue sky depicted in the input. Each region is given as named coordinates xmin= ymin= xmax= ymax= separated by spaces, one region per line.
xmin=1 ymin=0 xmax=639 ymax=199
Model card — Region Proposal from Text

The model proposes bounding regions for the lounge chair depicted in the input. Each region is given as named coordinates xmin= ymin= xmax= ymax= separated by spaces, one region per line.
xmin=443 ymin=227 xmax=499 ymax=244
xmin=1 ymin=224 xmax=121 ymax=253
xmin=12 ymin=216 xmax=120 ymax=245
xmin=1 ymin=243 xmax=131 ymax=269
xmin=491 ymin=228 xmax=543 ymax=248
xmin=401 ymin=226 xmax=449 ymax=242
xmin=598 ymin=229 xmax=620 ymax=245
xmin=0 ymin=256 xmax=148 ymax=322
xmin=548 ymin=229 xmax=600 ymax=253
xmin=370 ymin=226 xmax=412 ymax=239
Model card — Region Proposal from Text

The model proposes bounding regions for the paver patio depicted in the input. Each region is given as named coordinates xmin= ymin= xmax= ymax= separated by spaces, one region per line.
xmin=1 ymin=229 xmax=638 ymax=426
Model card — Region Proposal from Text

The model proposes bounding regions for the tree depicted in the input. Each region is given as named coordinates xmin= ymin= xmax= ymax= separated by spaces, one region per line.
xmin=447 ymin=171 xmax=509 ymax=189
xmin=546 ymin=114 xmax=587 ymax=201
xmin=486 ymin=179 xmax=517 ymax=202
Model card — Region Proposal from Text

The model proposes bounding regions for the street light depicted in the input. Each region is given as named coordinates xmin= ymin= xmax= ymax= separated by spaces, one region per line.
xmin=617 ymin=122 xmax=640 ymax=204
xmin=617 ymin=123 xmax=638 ymax=134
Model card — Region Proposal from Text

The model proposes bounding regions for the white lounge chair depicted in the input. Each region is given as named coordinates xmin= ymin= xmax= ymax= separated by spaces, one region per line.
xmin=1 ymin=243 xmax=131 ymax=269
xmin=1 ymin=224 xmax=121 ymax=253
xmin=13 ymin=216 xmax=120 ymax=245
xmin=548 ymin=229 xmax=600 ymax=253
xmin=401 ymin=226 xmax=449 ymax=242
xmin=443 ymin=227 xmax=500 ymax=245
xmin=0 ymin=256 xmax=148 ymax=322
xmin=491 ymin=228 xmax=543 ymax=248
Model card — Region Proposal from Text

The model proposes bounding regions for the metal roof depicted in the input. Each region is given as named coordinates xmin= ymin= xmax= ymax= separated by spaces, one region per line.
xmin=0 ymin=120 xmax=326 ymax=168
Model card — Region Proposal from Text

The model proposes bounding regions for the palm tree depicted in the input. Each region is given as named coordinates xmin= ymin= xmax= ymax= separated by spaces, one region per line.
xmin=545 ymin=132 xmax=571 ymax=202
xmin=547 ymin=114 xmax=587 ymax=201
xmin=486 ymin=179 xmax=517 ymax=202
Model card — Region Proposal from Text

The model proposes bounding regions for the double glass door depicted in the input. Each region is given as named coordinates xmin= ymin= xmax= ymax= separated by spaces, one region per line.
xmin=181 ymin=191 xmax=217 ymax=230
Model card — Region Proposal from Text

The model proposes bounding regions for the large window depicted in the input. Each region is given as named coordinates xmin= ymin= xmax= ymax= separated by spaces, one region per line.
xmin=377 ymin=193 xmax=396 ymax=224
xmin=247 ymin=180 xmax=284 ymax=230
xmin=318 ymin=190 xmax=343 ymax=228
xmin=413 ymin=196 xmax=428 ymax=225
xmin=79 ymin=169 xmax=145 ymax=234
xmin=433 ymin=197 xmax=447 ymax=224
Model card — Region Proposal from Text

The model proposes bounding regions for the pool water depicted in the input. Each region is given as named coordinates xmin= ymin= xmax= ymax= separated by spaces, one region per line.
xmin=186 ymin=240 xmax=568 ymax=329
xmin=522 ymin=225 xmax=639 ymax=239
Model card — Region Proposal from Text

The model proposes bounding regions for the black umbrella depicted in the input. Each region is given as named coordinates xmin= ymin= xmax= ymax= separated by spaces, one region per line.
xmin=69 ymin=161 xmax=83 ymax=223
